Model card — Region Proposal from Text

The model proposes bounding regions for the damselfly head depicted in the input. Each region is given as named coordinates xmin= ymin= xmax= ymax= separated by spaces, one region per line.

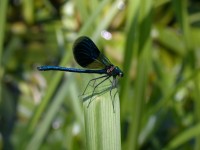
xmin=113 ymin=66 xmax=123 ymax=77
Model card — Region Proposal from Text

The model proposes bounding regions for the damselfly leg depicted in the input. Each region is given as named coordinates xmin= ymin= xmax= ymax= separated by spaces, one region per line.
xmin=87 ymin=76 xmax=111 ymax=107
xmin=81 ymin=75 xmax=108 ymax=96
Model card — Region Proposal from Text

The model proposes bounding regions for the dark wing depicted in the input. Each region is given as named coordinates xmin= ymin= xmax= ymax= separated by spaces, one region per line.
xmin=73 ymin=36 xmax=111 ymax=69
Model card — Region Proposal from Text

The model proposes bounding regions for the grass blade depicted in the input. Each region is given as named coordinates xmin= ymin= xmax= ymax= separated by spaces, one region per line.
xmin=83 ymin=81 xmax=121 ymax=150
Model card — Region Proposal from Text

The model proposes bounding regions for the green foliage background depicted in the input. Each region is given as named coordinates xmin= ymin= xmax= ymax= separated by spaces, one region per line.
xmin=0 ymin=0 xmax=200 ymax=149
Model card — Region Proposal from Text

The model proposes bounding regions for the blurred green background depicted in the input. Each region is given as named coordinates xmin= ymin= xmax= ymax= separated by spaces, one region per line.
xmin=1 ymin=0 xmax=200 ymax=149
